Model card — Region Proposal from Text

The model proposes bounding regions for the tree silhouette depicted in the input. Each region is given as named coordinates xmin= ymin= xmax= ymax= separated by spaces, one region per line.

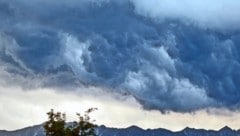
xmin=77 ymin=108 xmax=97 ymax=136
xmin=44 ymin=108 xmax=97 ymax=136
xmin=44 ymin=109 xmax=66 ymax=136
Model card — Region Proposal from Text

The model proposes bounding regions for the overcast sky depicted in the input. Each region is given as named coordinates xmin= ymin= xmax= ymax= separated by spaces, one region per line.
xmin=1 ymin=0 xmax=240 ymax=130
xmin=132 ymin=0 xmax=240 ymax=30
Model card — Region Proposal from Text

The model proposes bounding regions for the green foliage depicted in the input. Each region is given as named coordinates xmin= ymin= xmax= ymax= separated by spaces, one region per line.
xmin=44 ymin=108 xmax=97 ymax=136
xmin=77 ymin=108 xmax=97 ymax=136
xmin=44 ymin=109 xmax=66 ymax=136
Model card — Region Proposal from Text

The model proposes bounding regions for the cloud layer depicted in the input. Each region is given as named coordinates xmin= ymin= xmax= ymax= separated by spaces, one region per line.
xmin=131 ymin=0 xmax=240 ymax=30
xmin=1 ymin=0 xmax=240 ymax=112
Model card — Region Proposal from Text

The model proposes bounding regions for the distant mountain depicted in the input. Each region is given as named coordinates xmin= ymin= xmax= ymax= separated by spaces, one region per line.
xmin=1 ymin=125 xmax=240 ymax=136
xmin=0 ymin=125 xmax=45 ymax=136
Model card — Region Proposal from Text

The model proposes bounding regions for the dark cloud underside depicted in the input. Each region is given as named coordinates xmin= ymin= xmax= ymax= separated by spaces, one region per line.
xmin=0 ymin=0 xmax=240 ymax=112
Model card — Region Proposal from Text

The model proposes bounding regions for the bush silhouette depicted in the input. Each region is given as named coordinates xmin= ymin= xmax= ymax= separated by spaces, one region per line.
xmin=44 ymin=108 xmax=97 ymax=136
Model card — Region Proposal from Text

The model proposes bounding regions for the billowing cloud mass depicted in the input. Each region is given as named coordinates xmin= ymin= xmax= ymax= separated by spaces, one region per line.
xmin=0 ymin=0 xmax=240 ymax=113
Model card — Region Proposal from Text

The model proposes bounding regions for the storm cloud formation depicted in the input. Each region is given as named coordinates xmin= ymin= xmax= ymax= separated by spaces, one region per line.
xmin=0 ymin=0 xmax=240 ymax=112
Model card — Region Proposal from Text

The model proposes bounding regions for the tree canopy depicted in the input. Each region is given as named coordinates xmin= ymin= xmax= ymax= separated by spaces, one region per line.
xmin=44 ymin=108 xmax=97 ymax=136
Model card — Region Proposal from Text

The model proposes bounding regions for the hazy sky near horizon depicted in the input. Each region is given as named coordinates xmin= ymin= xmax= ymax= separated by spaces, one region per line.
xmin=1 ymin=0 xmax=240 ymax=130
xmin=1 ymin=86 xmax=240 ymax=131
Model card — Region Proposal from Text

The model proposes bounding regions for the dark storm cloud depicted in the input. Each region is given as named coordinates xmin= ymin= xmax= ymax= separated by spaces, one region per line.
xmin=0 ymin=0 xmax=240 ymax=112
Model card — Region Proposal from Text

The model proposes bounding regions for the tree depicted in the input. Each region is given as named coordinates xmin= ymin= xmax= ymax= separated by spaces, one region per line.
xmin=77 ymin=108 xmax=97 ymax=136
xmin=44 ymin=108 xmax=97 ymax=136
xmin=44 ymin=109 xmax=66 ymax=136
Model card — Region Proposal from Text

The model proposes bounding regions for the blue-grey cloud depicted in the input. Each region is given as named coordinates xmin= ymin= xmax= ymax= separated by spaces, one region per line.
xmin=131 ymin=0 xmax=240 ymax=30
xmin=0 ymin=0 xmax=240 ymax=112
